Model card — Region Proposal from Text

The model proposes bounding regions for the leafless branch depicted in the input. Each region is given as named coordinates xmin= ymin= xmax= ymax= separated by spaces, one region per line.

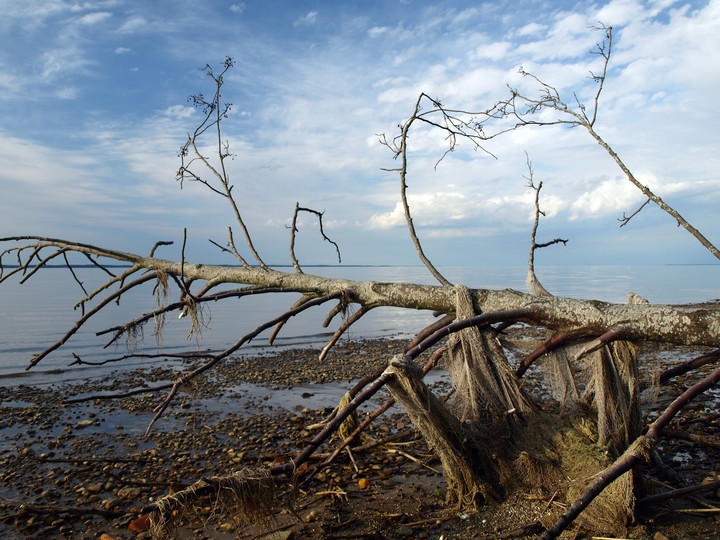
xmin=27 ymin=272 xmax=158 ymax=370
xmin=70 ymin=351 xmax=213 ymax=367
xmin=288 ymin=202 xmax=342 ymax=273
xmin=380 ymin=92 xmax=508 ymax=286
xmin=574 ymin=327 xmax=629 ymax=360
xmin=177 ymin=58 xmax=268 ymax=269
xmin=64 ymin=291 xmax=345 ymax=411
xmin=541 ymin=364 xmax=720 ymax=539
xmin=516 ymin=332 xmax=574 ymax=378
xmin=317 ymin=306 xmax=372 ymax=362
xmin=149 ymin=241 xmax=174 ymax=258
xmin=98 ymin=285 xmax=309 ymax=348
xmin=658 ymin=348 xmax=720 ymax=384
xmin=524 ymin=153 xmax=567 ymax=297
xmin=618 ymin=198 xmax=651 ymax=227
xmin=485 ymin=27 xmax=720 ymax=261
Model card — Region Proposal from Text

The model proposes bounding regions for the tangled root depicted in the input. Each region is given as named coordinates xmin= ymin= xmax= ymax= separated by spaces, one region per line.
xmin=149 ymin=468 xmax=275 ymax=538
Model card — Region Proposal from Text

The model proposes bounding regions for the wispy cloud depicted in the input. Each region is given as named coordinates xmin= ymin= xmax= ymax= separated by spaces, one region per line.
xmin=78 ymin=11 xmax=112 ymax=25
xmin=117 ymin=16 xmax=148 ymax=34
xmin=0 ymin=0 xmax=718 ymax=265
xmin=294 ymin=11 xmax=318 ymax=27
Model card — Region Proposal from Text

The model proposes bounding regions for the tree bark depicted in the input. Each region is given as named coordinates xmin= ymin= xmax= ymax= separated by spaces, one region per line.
xmin=12 ymin=239 xmax=713 ymax=346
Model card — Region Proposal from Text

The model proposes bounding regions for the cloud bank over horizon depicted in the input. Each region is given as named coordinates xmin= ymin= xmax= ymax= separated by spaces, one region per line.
xmin=1 ymin=0 xmax=718 ymax=267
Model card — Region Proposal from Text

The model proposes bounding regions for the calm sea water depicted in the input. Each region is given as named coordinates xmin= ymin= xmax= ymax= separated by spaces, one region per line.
xmin=0 ymin=265 xmax=717 ymax=386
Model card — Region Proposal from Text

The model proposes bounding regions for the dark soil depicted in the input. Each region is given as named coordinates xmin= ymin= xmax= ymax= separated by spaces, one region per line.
xmin=0 ymin=333 xmax=718 ymax=539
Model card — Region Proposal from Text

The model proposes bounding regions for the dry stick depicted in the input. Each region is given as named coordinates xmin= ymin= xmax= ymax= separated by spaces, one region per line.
xmin=646 ymin=477 xmax=715 ymax=510
xmin=269 ymin=296 xmax=310 ymax=344
xmin=74 ymin=265 xmax=141 ymax=311
xmin=679 ymin=411 xmax=720 ymax=425
xmin=288 ymin=203 xmax=342 ymax=273
xmin=322 ymin=347 xmax=446 ymax=467
xmin=350 ymin=428 xmax=418 ymax=454
xmin=403 ymin=515 xmax=455 ymax=528
xmin=98 ymin=285 xmax=304 ymax=347
xmin=25 ymin=271 xmax=158 ymax=370
xmin=64 ymin=291 xmax=344 ymax=407
xmin=386 ymin=448 xmax=440 ymax=474
xmin=540 ymin=365 xmax=720 ymax=540
xmin=514 ymin=27 xmax=720 ymax=262
xmin=638 ymin=479 xmax=720 ymax=506
xmin=525 ymin=156 xmax=567 ymax=298
xmin=0 ymin=242 xmax=43 ymax=281
xmin=477 ymin=521 xmax=544 ymax=540
xmin=405 ymin=308 xmax=536 ymax=359
xmin=396 ymin=93 xmax=453 ymax=287
xmin=318 ymin=306 xmax=372 ymax=362
xmin=405 ymin=314 xmax=454 ymax=351
xmin=179 ymin=62 xmax=266 ymax=270
xmin=585 ymin=123 xmax=720 ymax=261
xmin=574 ymin=327 xmax=628 ymax=360
xmin=61 ymin=251 xmax=90 ymax=297
xmin=516 ymin=332 xmax=572 ymax=378
xmin=322 ymin=300 xmax=345 ymax=327
xmin=18 ymin=247 xmax=69 ymax=284
xmin=660 ymin=428 xmax=720 ymax=449
xmin=14 ymin=502 xmax=125 ymax=519
xmin=1 ymin=236 xmax=150 ymax=268
xmin=658 ymin=348 xmax=720 ymax=384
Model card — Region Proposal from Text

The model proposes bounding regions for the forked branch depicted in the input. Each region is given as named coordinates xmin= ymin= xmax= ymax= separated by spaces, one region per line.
xmin=379 ymin=92 xmax=502 ymax=286
xmin=288 ymin=202 xmax=342 ymax=273
xmin=524 ymin=153 xmax=567 ymax=297
xmin=488 ymin=25 xmax=719 ymax=261
xmin=177 ymin=58 xmax=268 ymax=269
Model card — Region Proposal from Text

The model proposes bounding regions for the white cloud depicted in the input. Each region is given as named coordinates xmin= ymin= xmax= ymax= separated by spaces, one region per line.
xmin=570 ymin=178 xmax=643 ymax=220
xmin=453 ymin=8 xmax=480 ymax=25
xmin=471 ymin=41 xmax=512 ymax=61
xmin=56 ymin=86 xmax=80 ymax=99
xmin=369 ymin=191 xmax=467 ymax=230
xmin=1 ymin=0 xmax=719 ymax=264
xmin=595 ymin=0 xmax=649 ymax=26
xmin=515 ymin=22 xmax=546 ymax=37
xmin=40 ymin=46 xmax=92 ymax=80
xmin=163 ymin=105 xmax=196 ymax=119
xmin=294 ymin=11 xmax=318 ymax=27
xmin=78 ymin=12 xmax=112 ymax=25
xmin=117 ymin=16 xmax=148 ymax=34
xmin=0 ymin=131 xmax=125 ymax=234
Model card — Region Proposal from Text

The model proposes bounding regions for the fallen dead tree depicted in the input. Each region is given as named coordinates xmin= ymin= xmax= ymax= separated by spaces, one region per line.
xmin=2 ymin=32 xmax=719 ymax=538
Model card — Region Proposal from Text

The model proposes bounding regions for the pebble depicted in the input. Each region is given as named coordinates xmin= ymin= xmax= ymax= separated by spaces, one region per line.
xmin=0 ymin=335 xmax=716 ymax=539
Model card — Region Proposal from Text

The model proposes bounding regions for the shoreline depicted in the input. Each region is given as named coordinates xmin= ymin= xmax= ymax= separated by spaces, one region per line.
xmin=0 ymin=335 xmax=718 ymax=539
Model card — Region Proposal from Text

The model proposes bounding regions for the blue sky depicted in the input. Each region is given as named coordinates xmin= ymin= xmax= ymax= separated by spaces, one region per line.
xmin=1 ymin=0 xmax=719 ymax=268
